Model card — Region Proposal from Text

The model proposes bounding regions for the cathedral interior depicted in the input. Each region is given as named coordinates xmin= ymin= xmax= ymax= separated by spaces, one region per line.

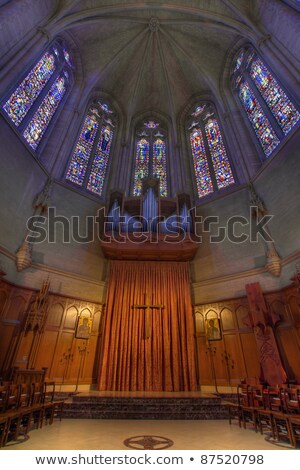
xmin=0 ymin=0 xmax=300 ymax=450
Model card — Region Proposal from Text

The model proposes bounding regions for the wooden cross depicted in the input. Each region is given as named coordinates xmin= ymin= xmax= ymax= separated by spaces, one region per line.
xmin=132 ymin=293 xmax=164 ymax=340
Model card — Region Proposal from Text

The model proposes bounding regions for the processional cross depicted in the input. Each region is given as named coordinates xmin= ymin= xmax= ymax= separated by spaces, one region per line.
xmin=132 ymin=292 xmax=164 ymax=340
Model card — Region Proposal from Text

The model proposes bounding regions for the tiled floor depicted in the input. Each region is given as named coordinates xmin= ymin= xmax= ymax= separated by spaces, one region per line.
xmin=2 ymin=419 xmax=292 ymax=450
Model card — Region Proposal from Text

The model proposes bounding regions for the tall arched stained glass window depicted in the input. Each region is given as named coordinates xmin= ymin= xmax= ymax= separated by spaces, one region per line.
xmin=153 ymin=138 xmax=167 ymax=197
xmin=66 ymin=100 xmax=115 ymax=197
xmin=187 ymin=103 xmax=235 ymax=199
xmin=133 ymin=138 xmax=150 ymax=196
xmin=132 ymin=120 xmax=168 ymax=197
xmin=3 ymin=52 xmax=56 ymax=126
xmin=204 ymin=118 xmax=235 ymax=189
xmin=1 ymin=40 xmax=73 ymax=151
xmin=23 ymin=73 xmax=68 ymax=150
xmin=250 ymin=58 xmax=300 ymax=135
xmin=232 ymin=47 xmax=300 ymax=158
xmin=189 ymin=128 xmax=213 ymax=197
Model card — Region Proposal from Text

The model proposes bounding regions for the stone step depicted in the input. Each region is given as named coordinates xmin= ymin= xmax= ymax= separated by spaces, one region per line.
xmin=62 ymin=397 xmax=228 ymax=420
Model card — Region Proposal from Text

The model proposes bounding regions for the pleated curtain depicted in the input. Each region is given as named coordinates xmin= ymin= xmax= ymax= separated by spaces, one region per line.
xmin=98 ymin=260 xmax=198 ymax=391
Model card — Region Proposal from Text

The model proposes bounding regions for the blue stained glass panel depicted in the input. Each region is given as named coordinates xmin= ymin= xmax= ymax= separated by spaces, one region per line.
xmin=23 ymin=74 xmax=67 ymax=150
xmin=234 ymin=50 xmax=244 ymax=73
xmin=144 ymin=120 xmax=159 ymax=129
xmin=66 ymin=113 xmax=99 ymax=186
xmin=63 ymin=48 xmax=73 ymax=68
xmin=3 ymin=52 xmax=56 ymax=126
xmin=190 ymin=129 xmax=214 ymax=198
xmin=238 ymin=81 xmax=280 ymax=157
xmin=205 ymin=119 xmax=235 ymax=190
xmin=153 ymin=138 xmax=168 ymax=197
xmin=250 ymin=58 xmax=300 ymax=134
xmin=87 ymin=125 xmax=113 ymax=196
xmin=98 ymin=100 xmax=113 ymax=114
xmin=133 ymin=138 xmax=150 ymax=196
xmin=191 ymin=105 xmax=206 ymax=117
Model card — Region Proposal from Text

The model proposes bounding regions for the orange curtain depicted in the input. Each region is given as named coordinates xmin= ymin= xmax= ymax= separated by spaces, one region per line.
xmin=98 ymin=261 xmax=198 ymax=391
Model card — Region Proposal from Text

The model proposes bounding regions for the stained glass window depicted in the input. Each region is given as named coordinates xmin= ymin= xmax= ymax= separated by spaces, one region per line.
xmin=87 ymin=125 xmax=114 ymax=195
xmin=234 ymin=50 xmax=244 ymax=73
xmin=153 ymin=138 xmax=167 ymax=197
xmin=1 ymin=41 xmax=73 ymax=152
xmin=205 ymin=119 xmax=235 ymax=189
xmin=133 ymin=138 xmax=150 ymax=196
xmin=66 ymin=101 xmax=116 ymax=197
xmin=63 ymin=48 xmax=73 ymax=68
xmin=132 ymin=120 xmax=169 ymax=197
xmin=238 ymin=81 xmax=280 ymax=157
xmin=232 ymin=47 xmax=300 ymax=158
xmin=188 ymin=104 xmax=235 ymax=198
xmin=3 ymin=52 xmax=56 ymax=126
xmin=23 ymin=74 xmax=67 ymax=150
xmin=98 ymin=100 xmax=113 ymax=114
xmin=250 ymin=58 xmax=300 ymax=134
xmin=190 ymin=128 xmax=214 ymax=198
xmin=144 ymin=120 xmax=159 ymax=129
xmin=191 ymin=105 xmax=206 ymax=117
xmin=66 ymin=113 xmax=99 ymax=186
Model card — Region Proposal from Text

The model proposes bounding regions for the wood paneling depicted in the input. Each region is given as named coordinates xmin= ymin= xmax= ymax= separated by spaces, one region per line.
xmin=196 ymin=336 xmax=211 ymax=384
xmin=47 ymin=302 xmax=64 ymax=328
xmin=92 ymin=308 xmax=103 ymax=334
xmin=288 ymin=295 xmax=300 ymax=325
xmin=223 ymin=334 xmax=246 ymax=380
xmin=4 ymin=295 xmax=28 ymax=322
xmin=1 ymin=279 xmax=300 ymax=389
xmin=64 ymin=305 xmax=79 ymax=330
xmin=277 ymin=328 xmax=300 ymax=378
xmin=35 ymin=330 xmax=59 ymax=372
xmin=195 ymin=284 xmax=300 ymax=387
xmin=0 ymin=291 xmax=8 ymax=318
xmin=0 ymin=324 xmax=15 ymax=371
xmin=220 ymin=307 xmax=235 ymax=331
xmin=0 ymin=279 xmax=103 ymax=386
xmin=239 ymin=332 xmax=261 ymax=380
xmin=236 ymin=304 xmax=250 ymax=329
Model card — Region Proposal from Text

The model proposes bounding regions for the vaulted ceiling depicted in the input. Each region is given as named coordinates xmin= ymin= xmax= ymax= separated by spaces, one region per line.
xmin=2 ymin=1 xmax=289 ymax=129
xmin=40 ymin=0 xmax=264 ymax=121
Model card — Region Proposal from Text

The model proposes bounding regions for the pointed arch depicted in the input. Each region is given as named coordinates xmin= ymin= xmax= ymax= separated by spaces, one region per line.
xmin=231 ymin=46 xmax=300 ymax=159
xmin=187 ymin=101 xmax=235 ymax=199
xmin=65 ymin=98 xmax=116 ymax=197
xmin=1 ymin=39 xmax=74 ymax=152
xmin=132 ymin=118 xmax=168 ymax=197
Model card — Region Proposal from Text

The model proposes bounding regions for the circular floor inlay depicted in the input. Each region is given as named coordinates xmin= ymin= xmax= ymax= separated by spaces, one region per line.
xmin=124 ymin=435 xmax=174 ymax=450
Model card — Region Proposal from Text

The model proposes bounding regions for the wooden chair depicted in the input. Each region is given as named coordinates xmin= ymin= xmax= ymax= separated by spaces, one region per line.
xmin=43 ymin=382 xmax=55 ymax=403
xmin=29 ymin=382 xmax=44 ymax=429
xmin=6 ymin=383 xmax=20 ymax=411
xmin=51 ymin=399 xmax=64 ymax=423
xmin=18 ymin=383 xmax=32 ymax=409
xmin=272 ymin=412 xmax=294 ymax=447
xmin=239 ymin=385 xmax=258 ymax=432
xmin=42 ymin=382 xmax=65 ymax=425
xmin=247 ymin=385 xmax=275 ymax=438
xmin=31 ymin=382 xmax=44 ymax=406
xmin=288 ymin=415 xmax=300 ymax=448
xmin=283 ymin=388 xmax=300 ymax=415
xmin=42 ymin=382 xmax=56 ymax=426
xmin=0 ymin=416 xmax=10 ymax=448
xmin=3 ymin=383 xmax=32 ymax=444
xmin=0 ymin=385 xmax=9 ymax=413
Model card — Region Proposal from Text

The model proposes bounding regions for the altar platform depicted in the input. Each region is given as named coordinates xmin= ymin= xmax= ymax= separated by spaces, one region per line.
xmin=62 ymin=390 xmax=232 ymax=420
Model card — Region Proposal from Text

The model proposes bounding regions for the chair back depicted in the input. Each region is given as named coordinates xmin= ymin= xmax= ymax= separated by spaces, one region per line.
xmin=0 ymin=385 xmax=9 ymax=413
xmin=6 ymin=383 xmax=20 ymax=410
